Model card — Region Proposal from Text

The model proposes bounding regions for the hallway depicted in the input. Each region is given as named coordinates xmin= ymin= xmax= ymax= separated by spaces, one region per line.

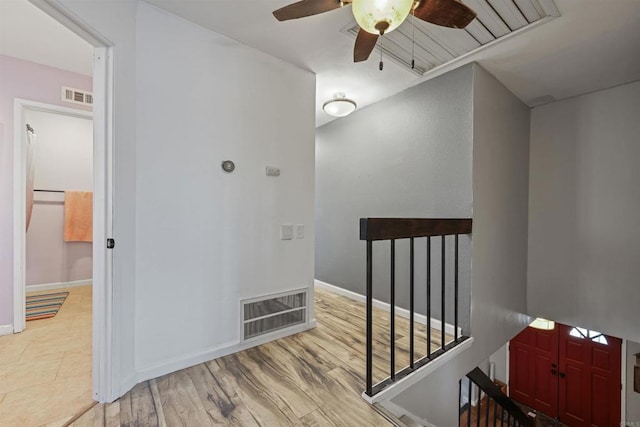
xmin=70 ymin=287 xmax=451 ymax=426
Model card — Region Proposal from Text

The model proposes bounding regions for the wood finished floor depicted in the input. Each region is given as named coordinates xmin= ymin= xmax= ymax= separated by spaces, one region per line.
xmin=71 ymin=288 xmax=452 ymax=426
xmin=0 ymin=286 xmax=93 ymax=427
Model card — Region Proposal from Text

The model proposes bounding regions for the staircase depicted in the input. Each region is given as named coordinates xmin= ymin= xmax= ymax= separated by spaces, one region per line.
xmin=459 ymin=368 xmax=534 ymax=427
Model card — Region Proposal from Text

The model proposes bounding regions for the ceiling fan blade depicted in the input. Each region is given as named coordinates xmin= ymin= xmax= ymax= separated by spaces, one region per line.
xmin=354 ymin=29 xmax=379 ymax=62
xmin=413 ymin=0 xmax=477 ymax=29
xmin=273 ymin=0 xmax=343 ymax=21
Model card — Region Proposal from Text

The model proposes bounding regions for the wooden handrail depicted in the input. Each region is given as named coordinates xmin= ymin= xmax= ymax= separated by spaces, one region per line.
xmin=466 ymin=367 xmax=534 ymax=427
xmin=360 ymin=218 xmax=472 ymax=241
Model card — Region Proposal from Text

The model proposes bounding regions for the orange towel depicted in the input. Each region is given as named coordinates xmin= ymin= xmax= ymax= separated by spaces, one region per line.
xmin=64 ymin=191 xmax=93 ymax=242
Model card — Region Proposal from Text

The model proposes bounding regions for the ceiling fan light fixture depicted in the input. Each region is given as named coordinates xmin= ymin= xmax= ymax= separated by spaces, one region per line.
xmin=352 ymin=0 xmax=415 ymax=35
xmin=323 ymin=93 xmax=357 ymax=117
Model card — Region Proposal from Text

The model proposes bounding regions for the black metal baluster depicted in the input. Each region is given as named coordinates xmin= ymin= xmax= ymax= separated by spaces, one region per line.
xmin=366 ymin=240 xmax=373 ymax=396
xmin=493 ymin=404 xmax=498 ymax=427
xmin=467 ymin=379 xmax=472 ymax=427
xmin=476 ymin=386 xmax=481 ymax=427
xmin=455 ymin=234 xmax=459 ymax=341
xmin=459 ymin=380 xmax=462 ymax=426
xmin=410 ymin=237 xmax=415 ymax=368
xmin=507 ymin=413 xmax=511 ymax=427
xmin=390 ymin=239 xmax=396 ymax=380
xmin=441 ymin=236 xmax=446 ymax=350
xmin=427 ymin=237 xmax=431 ymax=358
xmin=485 ymin=392 xmax=490 ymax=427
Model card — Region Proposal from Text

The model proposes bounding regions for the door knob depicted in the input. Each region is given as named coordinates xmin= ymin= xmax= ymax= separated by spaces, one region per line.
xmin=559 ymin=372 xmax=566 ymax=378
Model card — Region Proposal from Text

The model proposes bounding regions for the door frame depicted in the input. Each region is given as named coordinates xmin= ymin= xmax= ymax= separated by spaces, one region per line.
xmin=507 ymin=324 xmax=627 ymax=423
xmin=13 ymin=99 xmax=93 ymax=330
xmin=13 ymin=0 xmax=115 ymax=403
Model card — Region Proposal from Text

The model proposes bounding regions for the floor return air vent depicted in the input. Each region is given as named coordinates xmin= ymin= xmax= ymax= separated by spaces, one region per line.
xmin=242 ymin=289 xmax=308 ymax=340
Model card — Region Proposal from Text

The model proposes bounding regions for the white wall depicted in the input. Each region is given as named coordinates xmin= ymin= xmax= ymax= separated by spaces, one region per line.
xmin=50 ymin=1 xmax=316 ymax=398
xmin=390 ymin=65 xmax=531 ymax=426
xmin=626 ymin=341 xmax=640 ymax=423
xmin=489 ymin=343 xmax=508 ymax=383
xmin=315 ymin=64 xmax=473 ymax=331
xmin=26 ymin=109 xmax=93 ymax=286
xmin=528 ymin=80 xmax=640 ymax=343
xmin=134 ymin=4 xmax=315 ymax=376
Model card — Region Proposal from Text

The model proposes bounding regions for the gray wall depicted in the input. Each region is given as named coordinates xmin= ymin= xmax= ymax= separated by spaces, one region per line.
xmin=315 ymin=65 xmax=474 ymax=330
xmin=627 ymin=341 xmax=640 ymax=423
xmin=489 ymin=343 xmax=508 ymax=383
xmin=390 ymin=64 xmax=531 ymax=426
xmin=528 ymin=80 xmax=640 ymax=343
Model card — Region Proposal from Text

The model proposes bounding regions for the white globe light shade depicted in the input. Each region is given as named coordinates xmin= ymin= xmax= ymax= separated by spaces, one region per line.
xmin=323 ymin=98 xmax=357 ymax=117
xmin=352 ymin=0 xmax=415 ymax=35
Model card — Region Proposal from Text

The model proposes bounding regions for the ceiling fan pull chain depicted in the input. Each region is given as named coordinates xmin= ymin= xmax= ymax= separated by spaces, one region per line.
xmin=411 ymin=9 xmax=416 ymax=69
xmin=379 ymin=37 xmax=383 ymax=70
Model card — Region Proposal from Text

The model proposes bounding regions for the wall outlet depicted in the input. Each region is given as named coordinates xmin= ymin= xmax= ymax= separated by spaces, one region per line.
xmin=266 ymin=166 xmax=280 ymax=176
xmin=281 ymin=224 xmax=293 ymax=240
xmin=295 ymin=224 xmax=304 ymax=239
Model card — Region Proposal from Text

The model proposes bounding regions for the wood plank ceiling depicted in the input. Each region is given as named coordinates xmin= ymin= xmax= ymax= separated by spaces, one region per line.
xmin=343 ymin=0 xmax=560 ymax=74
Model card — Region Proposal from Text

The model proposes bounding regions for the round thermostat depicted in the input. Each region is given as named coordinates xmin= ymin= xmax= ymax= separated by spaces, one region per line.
xmin=221 ymin=160 xmax=235 ymax=173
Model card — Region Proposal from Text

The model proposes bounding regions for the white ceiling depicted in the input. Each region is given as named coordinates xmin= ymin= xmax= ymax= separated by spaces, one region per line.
xmin=0 ymin=0 xmax=93 ymax=76
xmin=143 ymin=0 xmax=640 ymax=126
xmin=2 ymin=0 xmax=640 ymax=127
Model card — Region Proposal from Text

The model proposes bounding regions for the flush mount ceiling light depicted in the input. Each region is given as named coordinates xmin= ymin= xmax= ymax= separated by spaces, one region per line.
xmin=530 ymin=318 xmax=555 ymax=330
xmin=323 ymin=93 xmax=357 ymax=117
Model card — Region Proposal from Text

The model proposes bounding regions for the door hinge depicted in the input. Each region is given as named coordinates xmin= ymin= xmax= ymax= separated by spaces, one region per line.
xmin=107 ymin=238 xmax=115 ymax=249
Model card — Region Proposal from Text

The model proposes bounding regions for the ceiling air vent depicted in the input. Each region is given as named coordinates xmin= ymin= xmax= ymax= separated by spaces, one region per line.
xmin=242 ymin=289 xmax=308 ymax=341
xmin=341 ymin=0 xmax=560 ymax=75
xmin=61 ymin=86 xmax=93 ymax=107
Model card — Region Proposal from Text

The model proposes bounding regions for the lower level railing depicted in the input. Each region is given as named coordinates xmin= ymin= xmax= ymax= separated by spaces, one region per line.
xmin=459 ymin=367 xmax=533 ymax=427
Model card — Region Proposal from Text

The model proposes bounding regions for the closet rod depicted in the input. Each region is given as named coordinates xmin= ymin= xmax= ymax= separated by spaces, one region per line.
xmin=34 ymin=189 xmax=65 ymax=193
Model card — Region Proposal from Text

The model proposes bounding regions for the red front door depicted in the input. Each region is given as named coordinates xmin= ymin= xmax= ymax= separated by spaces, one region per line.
xmin=509 ymin=326 xmax=559 ymax=417
xmin=509 ymin=323 xmax=621 ymax=427
xmin=558 ymin=324 xmax=622 ymax=427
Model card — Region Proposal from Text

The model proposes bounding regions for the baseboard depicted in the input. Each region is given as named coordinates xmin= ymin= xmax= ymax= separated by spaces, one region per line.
xmin=26 ymin=279 xmax=92 ymax=292
xmin=119 ymin=373 xmax=138 ymax=402
xmin=314 ymin=279 xmax=463 ymax=338
xmin=134 ymin=320 xmax=317 ymax=387
xmin=0 ymin=324 xmax=14 ymax=336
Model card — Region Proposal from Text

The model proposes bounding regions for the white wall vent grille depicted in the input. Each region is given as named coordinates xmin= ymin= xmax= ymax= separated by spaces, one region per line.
xmin=61 ymin=86 xmax=93 ymax=107
xmin=242 ymin=289 xmax=307 ymax=341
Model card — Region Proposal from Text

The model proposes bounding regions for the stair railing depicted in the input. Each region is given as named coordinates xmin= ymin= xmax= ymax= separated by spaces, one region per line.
xmin=361 ymin=218 xmax=472 ymax=397
xmin=459 ymin=367 xmax=533 ymax=427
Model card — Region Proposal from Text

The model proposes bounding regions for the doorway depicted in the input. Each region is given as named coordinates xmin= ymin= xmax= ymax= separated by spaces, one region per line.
xmin=4 ymin=0 xmax=115 ymax=405
xmin=23 ymin=104 xmax=94 ymax=292
xmin=509 ymin=323 xmax=622 ymax=427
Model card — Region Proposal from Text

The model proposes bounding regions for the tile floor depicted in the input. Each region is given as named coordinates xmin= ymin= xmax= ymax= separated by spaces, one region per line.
xmin=0 ymin=286 xmax=93 ymax=426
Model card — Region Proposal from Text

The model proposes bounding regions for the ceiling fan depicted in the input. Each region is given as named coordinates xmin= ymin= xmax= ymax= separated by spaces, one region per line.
xmin=273 ymin=0 xmax=477 ymax=63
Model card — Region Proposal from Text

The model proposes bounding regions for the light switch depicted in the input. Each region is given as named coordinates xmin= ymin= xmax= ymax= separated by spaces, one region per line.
xmin=281 ymin=224 xmax=293 ymax=240
xmin=266 ymin=166 xmax=280 ymax=176
xmin=295 ymin=224 xmax=304 ymax=239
